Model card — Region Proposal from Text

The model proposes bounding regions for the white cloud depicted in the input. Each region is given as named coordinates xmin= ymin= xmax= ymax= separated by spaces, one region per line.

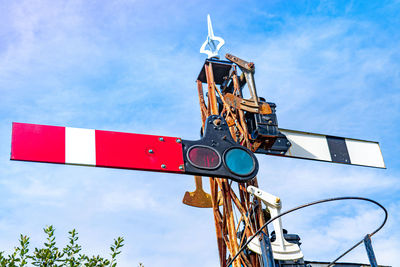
xmin=101 ymin=189 xmax=158 ymax=212
xmin=1 ymin=176 xmax=66 ymax=199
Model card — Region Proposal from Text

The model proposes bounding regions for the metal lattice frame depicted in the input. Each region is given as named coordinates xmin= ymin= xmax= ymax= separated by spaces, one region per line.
xmin=197 ymin=63 xmax=267 ymax=267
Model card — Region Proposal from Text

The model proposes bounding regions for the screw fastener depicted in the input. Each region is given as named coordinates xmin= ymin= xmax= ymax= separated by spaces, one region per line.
xmin=148 ymin=149 xmax=153 ymax=153
xmin=159 ymin=137 xmax=164 ymax=141
xmin=176 ymin=139 xmax=182 ymax=143
xmin=179 ymin=165 xmax=184 ymax=170
xmin=161 ymin=164 xmax=166 ymax=169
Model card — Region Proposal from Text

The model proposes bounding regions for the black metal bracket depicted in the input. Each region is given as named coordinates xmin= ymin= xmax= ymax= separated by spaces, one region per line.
xmin=182 ymin=115 xmax=259 ymax=183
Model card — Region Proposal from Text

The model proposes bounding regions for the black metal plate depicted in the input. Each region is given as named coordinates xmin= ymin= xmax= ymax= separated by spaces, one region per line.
xmin=197 ymin=58 xmax=233 ymax=85
xmin=326 ymin=136 xmax=351 ymax=164
xmin=182 ymin=115 xmax=258 ymax=183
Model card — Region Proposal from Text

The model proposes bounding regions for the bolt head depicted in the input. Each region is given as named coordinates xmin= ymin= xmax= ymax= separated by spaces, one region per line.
xmin=179 ymin=165 xmax=184 ymax=170
xmin=148 ymin=149 xmax=153 ymax=153
xmin=176 ymin=138 xmax=181 ymax=143
xmin=213 ymin=119 xmax=222 ymax=126
xmin=161 ymin=164 xmax=166 ymax=169
xmin=159 ymin=137 xmax=164 ymax=141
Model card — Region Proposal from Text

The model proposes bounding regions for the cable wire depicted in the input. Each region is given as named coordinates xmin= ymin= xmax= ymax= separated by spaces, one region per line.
xmin=226 ymin=196 xmax=388 ymax=267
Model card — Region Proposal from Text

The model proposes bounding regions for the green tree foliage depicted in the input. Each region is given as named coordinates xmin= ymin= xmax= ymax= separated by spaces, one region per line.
xmin=0 ymin=226 xmax=124 ymax=267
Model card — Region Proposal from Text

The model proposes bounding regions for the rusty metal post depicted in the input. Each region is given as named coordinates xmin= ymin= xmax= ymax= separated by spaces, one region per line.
xmin=196 ymin=59 xmax=267 ymax=267
xmin=204 ymin=63 xmax=219 ymax=115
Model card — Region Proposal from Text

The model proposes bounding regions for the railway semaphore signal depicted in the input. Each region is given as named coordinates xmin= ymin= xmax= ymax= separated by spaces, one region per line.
xmin=10 ymin=15 xmax=387 ymax=267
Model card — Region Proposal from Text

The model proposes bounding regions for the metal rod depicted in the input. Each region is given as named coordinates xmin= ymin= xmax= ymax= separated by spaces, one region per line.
xmin=227 ymin=196 xmax=388 ymax=267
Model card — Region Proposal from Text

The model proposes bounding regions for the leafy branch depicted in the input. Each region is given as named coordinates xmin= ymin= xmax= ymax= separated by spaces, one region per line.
xmin=0 ymin=226 xmax=126 ymax=267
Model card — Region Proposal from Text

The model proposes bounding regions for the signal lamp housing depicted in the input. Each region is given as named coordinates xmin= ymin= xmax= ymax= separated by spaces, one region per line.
xmin=182 ymin=115 xmax=258 ymax=182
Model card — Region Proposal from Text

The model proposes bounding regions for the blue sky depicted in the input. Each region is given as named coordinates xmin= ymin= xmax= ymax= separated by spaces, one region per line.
xmin=0 ymin=0 xmax=399 ymax=266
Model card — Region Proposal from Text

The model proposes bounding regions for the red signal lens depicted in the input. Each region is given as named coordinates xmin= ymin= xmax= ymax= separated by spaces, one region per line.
xmin=187 ymin=146 xmax=221 ymax=169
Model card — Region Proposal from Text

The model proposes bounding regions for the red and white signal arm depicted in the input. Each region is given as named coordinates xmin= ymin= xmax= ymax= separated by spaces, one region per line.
xmin=10 ymin=117 xmax=260 ymax=182
xmin=11 ymin=122 xmax=186 ymax=173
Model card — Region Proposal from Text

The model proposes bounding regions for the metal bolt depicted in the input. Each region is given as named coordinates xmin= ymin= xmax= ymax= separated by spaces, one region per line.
xmin=176 ymin=138 xmax=181 ymax=143
xmin=159 ymin=137 xmax=164 ymax=141
xmin=161 ymin=164 xmax=166 ymax=169
xmin=148 ymin=149 xmax=153 ymax=153
xmin=213 ymin=119 xmax=221 ymax=126
xmin=179 ymin=165 xmax=184 ymax=170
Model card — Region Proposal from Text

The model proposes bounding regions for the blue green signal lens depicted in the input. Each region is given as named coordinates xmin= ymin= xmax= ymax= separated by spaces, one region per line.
xmin=224 ymin=148 xmax=255 ymax=176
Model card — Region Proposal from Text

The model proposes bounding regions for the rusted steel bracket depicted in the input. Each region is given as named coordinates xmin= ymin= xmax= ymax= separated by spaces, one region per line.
xmin=224 ymin=93 xmax=272 ymax=115
xmin=226 ymin=53 xmax=255 ymax=72
xmin=225 ymin=53 xmax=260 ymax=108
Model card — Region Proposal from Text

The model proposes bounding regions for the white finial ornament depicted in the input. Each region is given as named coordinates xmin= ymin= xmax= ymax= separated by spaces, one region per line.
xmin=200 ymin=14 xmax=225 ymax=59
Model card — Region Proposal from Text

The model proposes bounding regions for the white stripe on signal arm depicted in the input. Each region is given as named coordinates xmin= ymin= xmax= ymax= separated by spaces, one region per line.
xmin=65 ymin=127 xmax=96 ymax=166
xmin=282 ymin=130 xmax=331 ymax=161
xmin=345 ymin=139 xmax=385 ymax=168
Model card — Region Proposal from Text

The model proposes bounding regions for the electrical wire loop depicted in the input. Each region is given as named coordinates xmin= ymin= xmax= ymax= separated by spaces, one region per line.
xmin=227 ymin=196 xmax=388 ymax=267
